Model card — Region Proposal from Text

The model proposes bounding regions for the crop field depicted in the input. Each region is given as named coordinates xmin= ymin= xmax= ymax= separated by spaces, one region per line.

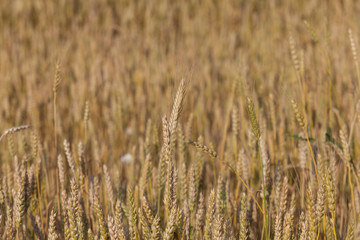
xmin=0 ymin=0 xmax=359 ymax=239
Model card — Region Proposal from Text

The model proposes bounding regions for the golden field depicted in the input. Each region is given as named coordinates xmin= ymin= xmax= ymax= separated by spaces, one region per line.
xmin=0 ymin=0 xmax=359 ymax=239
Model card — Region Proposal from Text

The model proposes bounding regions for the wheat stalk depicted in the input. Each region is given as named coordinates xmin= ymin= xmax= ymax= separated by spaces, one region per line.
xmin=0 ymin=125 xmax=31 ymax=142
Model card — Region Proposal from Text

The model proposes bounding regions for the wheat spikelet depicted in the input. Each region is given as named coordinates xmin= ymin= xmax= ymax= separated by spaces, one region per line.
xmin=246 ymin=97 xmax=260 ymax=141
xmin=94 ymin=193 xmax=108 ymax=240
xmin=279 ymin=176 xmax=288 ymax=218
xmin=349 ymin=29 xmax=358 ymax=63
xmin=259 ymin=136 xmax=272 ymax=200
xmin=216 ymin=177 xmax=226 ymax=217
xmin=169 ymin=78 xmax=188 ymax=151
xmin=328 ymin=148 xmax=338 ymax=185
xmin=291 ymin=100 xmax=306 ymax=128
xmin=66 ymin=197 xmax=79 ymax=240
xmin=0 ymin=185 xmax=4 ymax=206
xmin=60 ymin=190 xmax=67 ymax=219
xmin=326 ymin=215 xmax=335 ymax=240
xmin=182 ymin=201 xmax=191 ymax=239
xmin=64 ymin=139 xmax=76 ymax=175
xmin=77 ymin=142 xmax=86 ymax=174
xmin=274 ymin=176 xmax=288 ymax=240
xmin=306 ymin=184 xmax=316 ymax=239
xmin=328 ymin=141 xmax=346 ymax=163
xmin=163 ymin=206 xmax=178 ymax=240
xmin=289 ymin=33 xmax=300 ymax=76
xmin=158 ymin=116 xmax=170 ymax=198
xmin=316 ymin=176 xmax=326 ymax=224
xmin=325 ymin=168 xmax=336 ymax=216
xmin=23 ymin=158 xmax=31 ymax=211
xmin=282 ymin=193 xmax=296 ymax=240
xmin=108 ymin=215 xmax=119 ymax=240
xmin=150 ymin=215 xmax=161 ymax=240
xmin=103 ymin=164 xmax=115 ymax=208
xmin=30 ymin=213 xmax=44 ymax=240
xmin=13 ymin=166 xmax=26 ymax=230
xmin=239 ymin=193 xmax=249 ymax=240
xmin=300 ymin=49 xmax=305 ymax=78
xmin=177 ymin=125 xmax=186 ymax=163
xmin=340 ymin=127 xmax=351 ymax=163
xmin=4 ymin=206 xmax=15 ymax=239
xmin=345 ymin=215 xmax=354 ymax=240
xmin=223 ymin=217 xmax=234 ymax=240
xmin=179 ymin=162 xmax=188 ymax=203
xmin=304 ymin=20 xmax=318 ymax=43
xmin=141 ymin=195 xmax=154 ymax=226
xmin=195 ymin=192 xmax=205 ymax=235
xmin=139 ymin=207 xmax=151 ymax=239
xmin=31 ymin=131 xmax=38 ymax=161
xmin=115 ymin=200 xmax=127 ymax=240
xmin=53 ymin=61 xmax=61 ymax=150
xmin=188 ymin=164 xmax=199 ymax=212
xmin=127 ymin=188 xmax=138 ymax=240
xmin=274 ymin=212 xmax=282 ymax=240
xmin=57 ymin=155 xmax=65 ymax=190
xmin=232 ymin=105 xmax=239 ymax=138
xmin=273 ymin=172 xmax=282 ymax=214
xmin=139 ymin=154 xmax=151 ymax=197
xmin=213 ymin=214 xmax=224 ymax=240
xmin=83 ymin=100 xmax=90 ymax=139
xmin=0 ymin=125 xmax=31 ymax=142
xmin=274 ymin=177 xmax=288 ymax=239
xmin=31 ymin=213 xmax=43 ymax=240
xmin=164 ymin=161 xmax=177 ymax=216
xmin=298 ymin=211 xmax=308 ymax=240
xmin=70 ymin=179 xmax=87 ymax=240
xmin=188 ymin=141 xmax=217 ymax=158
xmin=7 ymin=133 xmax=15 ymax=157
xmin=48 ymin=210 xmax=58 ymax=240
xmin=204 ymin=189 xmax=216 ymax=240
xmin=63 ymin=214 xmax=70 ymax=240
xmin=87 ymin=228 xmax=94 ymax=240
xmin=53 ymin=61 xmax=61 ymax=94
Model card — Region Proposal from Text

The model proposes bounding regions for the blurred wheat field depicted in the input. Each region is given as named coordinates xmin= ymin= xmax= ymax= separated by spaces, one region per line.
xmin=0 ymin=0 xmax=360 ymax=239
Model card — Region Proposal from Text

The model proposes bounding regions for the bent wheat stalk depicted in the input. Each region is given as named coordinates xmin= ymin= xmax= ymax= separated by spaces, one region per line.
xmin=0 ymin=125 xmax=31 ymax=142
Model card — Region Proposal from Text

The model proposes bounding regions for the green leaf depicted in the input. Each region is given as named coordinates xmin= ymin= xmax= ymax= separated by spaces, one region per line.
xmin=325 ymin=128 xmax=343 ymax=150
xmin=285 ymin=132 xmax=315 ymax=142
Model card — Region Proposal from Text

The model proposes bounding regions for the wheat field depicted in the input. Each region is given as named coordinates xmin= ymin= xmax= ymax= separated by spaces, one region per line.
xmin=0 ymin=0 xmax=359 ymax=239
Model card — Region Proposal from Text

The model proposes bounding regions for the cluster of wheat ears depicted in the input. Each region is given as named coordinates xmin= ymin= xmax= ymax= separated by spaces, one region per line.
xmin=1 ymin=0 xmax=360 ymax=240
xmin=0 ymin=75 xmax=358 ymax=239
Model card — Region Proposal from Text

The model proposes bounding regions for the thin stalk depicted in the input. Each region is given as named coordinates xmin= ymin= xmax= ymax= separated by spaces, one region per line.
xmin=355 ymin=56 xmax=360 ymax=93
xmin=56 ymin=169 xmax=61 ymax=220
xmin=157 ymin=185 xmax=161 ymax=217
xmin=54 ymin=94 xmax=57 ymax=151
xmin=304 ymin=129 xmax=320 ymax=184
xmin=332 ymin=212 xmax=337 ymax=240
xmin=258 ymin=146 xmax=269 ymax=240
xmin=212 ymin=157 xmax=217 ymax=184
xmin=36 ymin=166 xmax=44 ymax=232
xmin=348 ymin=165 xmax=356 ymax=216
xmin=226 ymin=163 xmax=264 ymax=215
